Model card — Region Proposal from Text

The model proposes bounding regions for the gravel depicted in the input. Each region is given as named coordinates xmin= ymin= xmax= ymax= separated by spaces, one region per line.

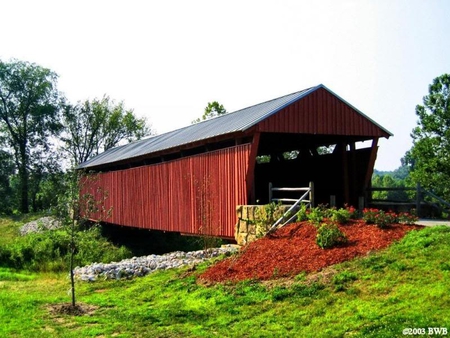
xmin=73 ymin=245 xmax=240 ymax=282
xmin=19 ymin=216 xmax=62 ymax=235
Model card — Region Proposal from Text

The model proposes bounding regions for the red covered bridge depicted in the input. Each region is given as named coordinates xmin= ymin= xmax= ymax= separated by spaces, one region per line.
xmin=78 ymin=84 xmax=392 ymax=239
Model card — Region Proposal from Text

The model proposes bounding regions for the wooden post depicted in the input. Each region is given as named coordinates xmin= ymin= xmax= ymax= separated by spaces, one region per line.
xmin=416 ymin=183 xmax=421 ymax=218
xmin=309 ymin=181 xmax=315 ymax=207
xmin=330 ymin=195 xmax=336 ymax=208
xmin=364 ymin=138 xmax=379 ymax=190
xmin=246 ymin=132 xmax=261 ymax=204
xmin=358 ymin=196 xmax=365 ymax=212
xmin=269 ymin=182 xmax=273 ymax=203
xmin=350 ymin=142 xmax=357 ymax=206
xmin=341 ymin=142 xmax=350 ymax=204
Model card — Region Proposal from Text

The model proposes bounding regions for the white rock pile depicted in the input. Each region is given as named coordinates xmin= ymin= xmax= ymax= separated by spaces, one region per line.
xmin=19 ymin=216 xmax=61 ymax=235
xmin=73 ymin=245 xmax=240 ymax=282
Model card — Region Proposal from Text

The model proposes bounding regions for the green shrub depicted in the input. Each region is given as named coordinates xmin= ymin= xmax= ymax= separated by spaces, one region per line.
xmin=296 ymin=204 xmax=309 ymax=222
xmin=374 ymin=210 xmax=398 ymax=228
xmin=330 ymin=208 xmax=351 ymax=224
xmin=316 ymin=223 xmax=347 ymax=249
xmin=346 ymin=205 xmax=359 ymax=219
xmin=307 ymin=206 xmax=331 ymax=226
xmin=363 ymin=208 xmax=398 ymax=228
xmin=0 ymin=227 xmax=132 ymax=272
xmin=362 ymin=208 xmax=378 ymax=224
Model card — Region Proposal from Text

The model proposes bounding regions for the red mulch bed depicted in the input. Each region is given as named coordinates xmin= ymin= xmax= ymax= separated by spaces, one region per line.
xmin=200 ymin=220 xmax=423 ymax=283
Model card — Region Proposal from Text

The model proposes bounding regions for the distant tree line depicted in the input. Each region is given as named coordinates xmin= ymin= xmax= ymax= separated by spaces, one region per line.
xmin=371 ymin=166 xmax=415 ymax=201
xmin=0 ymin=59 xmax=152 ymax=214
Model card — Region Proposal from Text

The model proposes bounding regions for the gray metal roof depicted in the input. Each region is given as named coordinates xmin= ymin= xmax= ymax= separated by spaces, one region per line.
xmin=78 ymin=85 xmax=317 ymax=169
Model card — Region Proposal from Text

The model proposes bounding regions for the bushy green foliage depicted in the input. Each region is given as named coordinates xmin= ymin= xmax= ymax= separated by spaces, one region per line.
xmin=405 ymin=74 xmax=450 ymax=202
xmin=362 ymin=208 xmax=378 ymax=224
xmin=192 ymin=101 xmax=227 ymax=124
xmin=316 ymin=223 xmax=347 ymax=249
xmin=375 ymin=210 xmax=398 ymax=228
xmin=330 ymin=207 xmax=351 ymax=224
xmin=307 ymin=206 xmax=332 ymax=226
xmin=0 ymin=227 xmax=131 ymax=272
xmin=296 ymin=204 xmax=309 ymax=221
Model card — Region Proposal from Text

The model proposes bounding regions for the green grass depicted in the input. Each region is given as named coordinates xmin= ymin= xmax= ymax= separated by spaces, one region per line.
xmin=0 ymin=214 xmax=132 ymax=272
xmin=0 ymin=213 xmax=44 ymax=246
xmin=1 ymin=216 xmax=450 ymax=337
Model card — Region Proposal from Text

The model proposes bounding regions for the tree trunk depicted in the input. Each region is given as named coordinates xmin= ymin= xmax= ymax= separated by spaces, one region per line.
xmin=18 ymin=165 xmax=29 ymax=214
xmin=18 ymin=141 xmax=29 ymax=213
xmin=70 ymin=219 xmax=76 ymax=307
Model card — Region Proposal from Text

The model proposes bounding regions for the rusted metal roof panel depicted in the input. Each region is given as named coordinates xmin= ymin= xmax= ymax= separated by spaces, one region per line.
xmin=83 ymin=144 xmax=251 ymax=238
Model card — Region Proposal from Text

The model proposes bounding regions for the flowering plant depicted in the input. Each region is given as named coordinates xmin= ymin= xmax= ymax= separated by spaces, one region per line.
xmin=363 ymin=208 xmax=398 ymax=228
xmin=345 ymin=205 xmax=359 ymax=219
xmin=374 ymin=210 xmax=398 ymax=228
xmin=362 ymin=208 xmax=379 ymax=224
xmin=398 ymin=212 xmax=418 ymax=225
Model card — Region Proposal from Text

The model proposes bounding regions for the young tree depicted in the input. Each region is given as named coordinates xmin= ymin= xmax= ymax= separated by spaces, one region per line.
xmin=56 ymin=170 xmax=111 ymax=308
xmin=192 ymin=101 xmax=227 ymax=124
xmin=0 ymin=59 xmax=62 ymax=213
xmin=404 ymin=74 xmax=450 ymax=200
xmin=61 ymin=96 xmax=151 ymax=166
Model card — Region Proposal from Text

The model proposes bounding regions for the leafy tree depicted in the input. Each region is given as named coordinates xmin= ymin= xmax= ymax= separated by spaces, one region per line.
xmin=0 ymin=59 xmax=62 ymax=213
xmin=404 ymin=74 xmax=450 ymax=200
xmin=61 ymin=96 xmax=151 ymax=166
xmin=192 ymin=101 xmax=227 ymax=124
xmin=29 ymin=153 xmax=65 ymax=212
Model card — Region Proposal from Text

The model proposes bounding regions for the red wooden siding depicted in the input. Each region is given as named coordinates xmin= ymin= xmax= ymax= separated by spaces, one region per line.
xmin=257 ymin=87 xmax=389 ymax=137
xmin=83 ymin=144 xmax=251 ymax=238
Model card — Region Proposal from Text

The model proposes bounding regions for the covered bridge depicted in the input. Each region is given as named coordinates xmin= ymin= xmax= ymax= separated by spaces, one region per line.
xmin=79 ymin=84 xmax=392 ymax=239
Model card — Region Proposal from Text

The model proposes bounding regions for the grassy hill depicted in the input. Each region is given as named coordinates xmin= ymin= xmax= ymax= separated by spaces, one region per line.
xmin=1 ymin=216 xmax=449 ymax=337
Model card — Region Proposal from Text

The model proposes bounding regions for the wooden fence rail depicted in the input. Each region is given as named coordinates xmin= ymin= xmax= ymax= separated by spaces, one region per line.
xmin=366 ymin=183 xmax=450 ymax=218
xmin=268 ymin=181 xmax=314 ymax=233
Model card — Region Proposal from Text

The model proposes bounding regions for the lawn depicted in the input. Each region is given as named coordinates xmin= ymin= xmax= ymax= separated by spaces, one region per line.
xmin=0 ymin=217 xmax=449 ymax=337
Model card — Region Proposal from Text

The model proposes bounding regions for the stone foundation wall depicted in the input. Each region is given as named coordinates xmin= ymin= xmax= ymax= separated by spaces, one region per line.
xmin=234 ymin=205 xmax=290 ymax=245
xmin=235 ymin=205 xmax=259 ymax=245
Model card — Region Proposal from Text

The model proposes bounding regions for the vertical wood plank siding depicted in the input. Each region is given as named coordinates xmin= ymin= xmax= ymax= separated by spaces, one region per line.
xmin=84 ymin=144 xmax=251 ymax=238
xmin=258 ymin=88 xmax=388 ymax=137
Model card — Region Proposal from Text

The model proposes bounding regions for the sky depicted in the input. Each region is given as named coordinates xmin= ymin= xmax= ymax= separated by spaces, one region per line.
xmin=1 ymin=0 xmax=449 ymax=171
